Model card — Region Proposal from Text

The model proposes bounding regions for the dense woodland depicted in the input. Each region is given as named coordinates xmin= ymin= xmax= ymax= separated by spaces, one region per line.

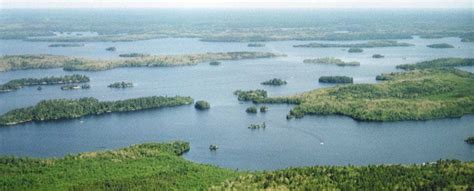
xmin=396 ymin=58 xmax=474 ymax=70
xmin=0 ymin=141 xmax=472 ymax=190
xmin=0 ymin=96 xmax=193 ymax=126
xmin=0 ymin=74 xmax=89 ymax=93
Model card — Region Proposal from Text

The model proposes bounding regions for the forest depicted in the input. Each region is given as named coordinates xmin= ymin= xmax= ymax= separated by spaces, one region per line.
xmin=0 ymin=74 xmax=89 ymax=93
xmin=0 ymin=96 xmax=193 ymax=126
xmin=0 ymin=141 xmax=472 ymax=190
xmin=396 ymin=58 xmax=474 ymax=70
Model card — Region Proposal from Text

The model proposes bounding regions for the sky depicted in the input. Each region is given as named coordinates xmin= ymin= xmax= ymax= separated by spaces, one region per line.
xmin=0 ymin=0 xmax=472 ymax=9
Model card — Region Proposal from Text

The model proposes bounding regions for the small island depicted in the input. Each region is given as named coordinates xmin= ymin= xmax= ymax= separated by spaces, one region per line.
xmin=427 ymin=43 xmax=454 ymax=48
xmin=0 ymin=96 xmax=194 ymax=126
xmin=261 ymin=78 xmax=287 ymax=86
xmin=105 ymin=47 xmax=116 ymax=51
xmin=119 ymin=53 xmax=150 ymax=57
xmin=465 ymin=137 xmax=474 ymax=144
xmin=0 ymin=74 xmax=90 ymax=93
xmin=108 ymin=81 xmax=134 ymax=88
xmin=319 ymin=76 xmax=354 ymax=83
xmin=194 ymin=100 xmax=210 ymax=110
xmin=372 ymin=54 xmax=385 ymax=58
xmin=260 ymin=105 xmax=268 ymax=112
xmin=248 ymin=43 xmax=265 ymax=47
xmin=48 ymin=43 xmax=84 ymax=47
xmin=60 ymin=84 xmax=90 ymax=90
xmin=248 ymin=122 xmax=266 ymax=129
xmin=246 ymin=106 xmax=258 ymax=113
xmin=348 ymin=48 xmax=363 ymax=53
xmin=209 ymin=61 xmax=221 ymax=66
xmin=303 ymin=57 xmax=360 ymax=66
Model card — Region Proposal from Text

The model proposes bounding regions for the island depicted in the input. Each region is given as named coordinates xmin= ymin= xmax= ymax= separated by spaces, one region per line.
xmin=348 ymin=48 xmax=363 ymax=53
xmin=261 ymin=78 xmax=287 ymax=86
xmin=108 ymin=81 xmax=134 ymax=88
xmin=194 ymin=100 xmax=210 ymax=110
xmin=0 ymin=96 xmax=193 ymax=126
xmin=48 ymin=43 xmax=84 ymax=47
xmin=0 ymin=52 xmax=285 ymax=72
xmin=319 ymin=76 xmax=353 ymax=83
xmin=0 ymin=141 xmax=471 ymax=190
xmin=246 ymin=106 xmax=258 ymax=113
xmin=119 ymin=53 xmax=150 ymax=57
xmin=303 ymin=57 xmax=360 ymax=66
xmin=0 ymin=74 xmax=89 ymax=93
xmin=465 ymin=137 xmax=474 ymax=144
xmin=248 ymin=122 xmax=266 ymax=129
xmin=294 ymin=40 xmax=414 ymax=48
xmin=427 ymin=43 xmax=455 ymax=48
xmin=260 ymin=105 xmax=268 ymax=112
xmin=372 ymin=54 xmax=385 ymax=58
xmin=248 ymin=43 xmax=265 ymax=47
xmin=209 ymin=61 xmax=221 ymax=66
xmin=234 ymin=89 xmax=268 ymax=101
xmin=249 ymin=66 xmax=474 ymax=121
xmin=105 ymin=47 xmax=117 ymax=51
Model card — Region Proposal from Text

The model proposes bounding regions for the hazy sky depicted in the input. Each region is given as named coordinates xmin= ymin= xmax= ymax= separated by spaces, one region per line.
xmin=1 ymin=0 xmax=472 ymax=9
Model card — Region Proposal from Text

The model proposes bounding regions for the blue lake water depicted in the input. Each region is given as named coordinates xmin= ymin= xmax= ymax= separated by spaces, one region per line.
xmin=0 ymin=36 xmax=473 ymax=170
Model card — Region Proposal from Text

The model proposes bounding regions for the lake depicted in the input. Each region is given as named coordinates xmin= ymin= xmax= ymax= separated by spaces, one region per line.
xmin=0 ymin=36 xmax=473 ymax=170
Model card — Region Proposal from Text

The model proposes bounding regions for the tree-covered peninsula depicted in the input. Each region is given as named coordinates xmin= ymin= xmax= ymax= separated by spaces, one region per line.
xmin=0 ymin=141 xmax=472 ymax=190
xmin=294 ymin=40 xmax=413 ymax=48
xmin=303 ymin=57 xmax=360 ymax=66
xmin=248 ymin=67 xmax=474 ymax=121
xmin=0 ymin=74 xmax=89 ymax=93
xmin=396 ymin=58 xmax=474 ymax=70
xmin=0 ymin=52 xmax=284 ymax=72
xmin=0 ymin=96 xmax=193 ymax=126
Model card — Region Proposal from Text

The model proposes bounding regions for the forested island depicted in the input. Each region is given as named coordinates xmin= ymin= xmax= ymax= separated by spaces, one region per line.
xmin=0 ymin=96 xmax=193 ymax=126
xmin=248 ymin=43 xmax=265 ymax=47
xmin=466 ymin=137 xmax=474 ymax=144
xmin=319 ymin=76 xmax=353 ymax=83
xmin=119 ymin=53 xmax=150 ymax=57
xmin=372 ymin=54 xmax=384 ymax=58
xmin=194 ymin=100 xmax=210 ymax=110
xmin=209 ymin=61 xmax=221 ymax=66
xmin=48 ymin=43 xmax=84 ymax=47
xmin=261 ymin=78 xmax=287 ymax=86
xmin=246 ymin=63 xmax=474 ymax=121
xmin=303 ymin=57 xmax=360 ymax=66
xmin=348 ymin=48 xmax=363 ymax=53
xmin=105 ymin=47 xmax=116 ymax=51
xmin=108 ymin=81 xmax=134 ymax=88
xmin=0 ymin=141 xmax=472 ymax=190
xmin=60 ymin=84 xmax=90 ymax=90
xmin=0 ymin=74 xmax=89 ymax=93
xmin=246 ymin=106 xmax=258 ymax=113
xmin=427 ymin=43 xmax=455 ymax=48
xmin=234 ymin=89 xmax=268 ymax=101
xmin=0 ymin=52 xmax=284 ymax=72
xmin=294 ymin=40 xmax=414 ymax=48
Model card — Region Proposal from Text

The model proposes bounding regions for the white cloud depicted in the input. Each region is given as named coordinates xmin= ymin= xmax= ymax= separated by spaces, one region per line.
xmin=0 ymin=0 xmax=472 ymax=9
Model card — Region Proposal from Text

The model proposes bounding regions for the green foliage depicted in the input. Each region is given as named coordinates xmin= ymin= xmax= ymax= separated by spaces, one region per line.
xmin=212 ymin=159 xmax=474 ymax=190
xmin=194 ymin=100 xmax=210 ymax=110
xmin=0 ymin=74 xmax=89 ymax=93
xmin=303 ymin=57 xmax=360 ymax=66
xmin=108 ymin=81 xmax=134 ymax=88
xmin=466 ymin=137 xmax=474 ymax=144
xmin=348 ymin=48 xmax=364 ymax=53
xmin=234 ymin=89 xmax=268 ymax=101
xmin=0 ymin=96 xmax=194 ymax=126
xmin=248 ymin=122 xmax=266 ymax=129
xmin=260 ymin=105 xmax=268 ymax=112
xmin=261 ymin=78 xmax=287 ymax=86
xmin=319 ymin=76 xmax=353 ymax=83
xmin=246 ymin=106 xmax=258 ymax=113
xmin=0 ymin=141 xmax=239 ymax=191
xmin=105 ymin=46 xmax=116 ymax=51
xmin=0 ymin=55 xmax=71 ymax=72
xmin=427 ymin=43 xmax=455 ymax=48
xmin=397 ymin=58 xmax=474 ymax=70
xmin=209 ymin=61 xmax=221 ymax=65
xmin=294 ymin=40 xmax=413 ymax=48
xmin=259 ymin=68 xmax=474 ymax=121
